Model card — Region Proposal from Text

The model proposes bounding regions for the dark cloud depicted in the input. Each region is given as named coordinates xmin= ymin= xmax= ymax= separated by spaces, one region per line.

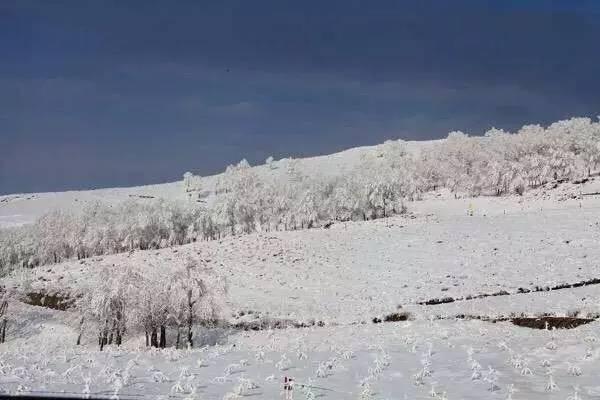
xmin=1 ymin=0 xmax=599 ymax=193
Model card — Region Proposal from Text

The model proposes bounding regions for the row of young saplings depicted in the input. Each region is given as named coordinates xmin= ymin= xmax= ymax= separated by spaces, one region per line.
xmin=74 ymin=258 xmax=226 ymax=351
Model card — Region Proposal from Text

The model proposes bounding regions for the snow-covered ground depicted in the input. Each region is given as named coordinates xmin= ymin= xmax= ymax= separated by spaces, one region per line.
xmin=7 ymin=184 xmax=600 ymax=323
xmin=2 ymin=178 xmax=600 ymax=398
xmin=0 ymin=181 xmax=186 ymax=227
xmin=2 ymin=302 xmax=600 ymax=399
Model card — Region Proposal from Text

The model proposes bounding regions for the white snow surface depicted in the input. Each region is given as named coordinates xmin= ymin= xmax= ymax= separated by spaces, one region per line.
xmin=6 ymin=188 xmax=600 ymax=324
xmin=2 ymin=147 xmax=600 ymax=398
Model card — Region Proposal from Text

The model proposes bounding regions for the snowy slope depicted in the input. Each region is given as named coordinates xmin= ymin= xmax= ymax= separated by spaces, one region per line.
xmin=4 ymin=140 xmax=600 ymax=399
xmin=2 ymin=181 xmax=600 ymax=398
xmin=0 ymin=139 xmax=437 ymax=227
xmin=6 ymin=185 xmax=600 ymax=325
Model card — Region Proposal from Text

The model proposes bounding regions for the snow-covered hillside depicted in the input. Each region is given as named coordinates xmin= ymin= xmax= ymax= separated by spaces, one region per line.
xmin=0 ymin=140 xmax=435 ymax=228
xmin=2 ymin=185 xmax=600 ymax=398
xmin=7 ymin=183 xmax=600 ymax=324
xmin=4 ymin=116 xmax=600 ymax=277
xmin=2 ymin=117 xmax=600 ymax=399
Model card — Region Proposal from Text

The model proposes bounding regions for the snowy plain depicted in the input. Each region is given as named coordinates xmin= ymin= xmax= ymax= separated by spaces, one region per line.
xmin=2 ymin=142 xmax=600 ymax=399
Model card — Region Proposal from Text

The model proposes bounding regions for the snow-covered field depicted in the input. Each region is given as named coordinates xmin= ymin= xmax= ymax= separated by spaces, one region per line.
xmin=4 ymin=307 xmax=600 ymax=400
xmin=3 ymin=131 xmax=600 ymax=398
xmin=2 ymin=177 xmax=600 ymax=398
xmin=7 ymin=182 xmax=600 ymax=322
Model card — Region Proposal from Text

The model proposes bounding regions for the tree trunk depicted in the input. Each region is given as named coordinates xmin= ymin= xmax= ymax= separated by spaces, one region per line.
xmin=115 ymin=327 xmax=122 ymax=346
xmin=99 ymin=318 xmax=109 ymax=351
xmin=175 ymin=327 xmax=181 ymax=349
xmin=187 ymin=290 xmax=194 ymax=348
xmin=150 ymin=327 xmax=158 ymax=347
xmin=115 ymin=308 xmax=123 ymax=346
xmin=108 ymin=321 xmax=114 ymax=345
xmin=187 ymin=322 xmax=193 ymax=348
xmin=76 ymin=316 xmax=84 ymax=345
xmin=159 ymin=325 xmax=166 ymax=348
xmin=145 ymin=330 xmax=149 ymax=347
xmin=0 ymin=319 xmax=7 ymax=344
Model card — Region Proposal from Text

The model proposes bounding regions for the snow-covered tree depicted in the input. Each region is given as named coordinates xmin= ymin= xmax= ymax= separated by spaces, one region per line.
xmin=265 ymin=156 xmax=276 ymax=169
xmin=167 ymin=258 xmax=226 ymax=348
xmin=183 ymin=171 xmax=194 ymax=190
xmin=79 ymin=266 xmax=134 ymax=350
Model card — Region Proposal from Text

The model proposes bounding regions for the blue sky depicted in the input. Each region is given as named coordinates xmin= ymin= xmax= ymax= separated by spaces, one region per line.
xmin=1 ymin=0 xmax=599 ymax=194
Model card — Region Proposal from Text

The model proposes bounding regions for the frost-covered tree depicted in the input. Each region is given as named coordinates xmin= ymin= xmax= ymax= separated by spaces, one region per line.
xmin=183 ymin=171 xmax=194 ymax=190
xmin=214 ymin=159 xmax=261 ymax=234
xmin=183 ymin=171 xmax=202 ymax=201
xmin=168 ymin=258 xmax=226 ymax=348
xmin=79 ymin=266 xmax=134 ymax=350
xmin=265 ymin=156 xmax=276 ymax=169
xmin=34 ymin=210 xmax=74 ymax=264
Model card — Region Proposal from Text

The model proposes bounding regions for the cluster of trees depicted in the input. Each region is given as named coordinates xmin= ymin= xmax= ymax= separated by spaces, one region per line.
xmin=1 ymin=117 xmax=599 ymax=273
xmin=79 ymin=258 xmax=225 ymax=350
xmin=0 ymin=201 xmax=202 ymax=272
xmin=425 ymin=117 xmax=600 ymax=197
xmin=208 ymin=117 xmax=600 ymax=232
xmin=211 ymin=150 xmax=413 ymax=235
xmin=0 ymin=149 xmax=415 ymax=273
